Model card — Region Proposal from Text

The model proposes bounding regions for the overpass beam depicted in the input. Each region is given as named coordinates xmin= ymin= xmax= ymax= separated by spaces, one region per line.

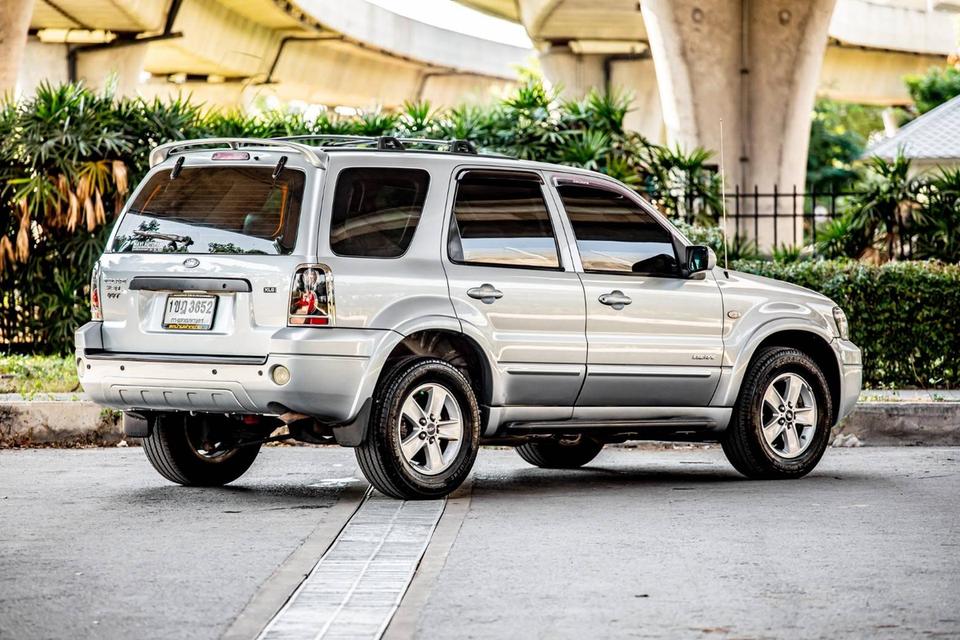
xmin=641 ymin=0 xmax=836 ymax=249
xmin=1 ymin=0 xmax=35 ymax=94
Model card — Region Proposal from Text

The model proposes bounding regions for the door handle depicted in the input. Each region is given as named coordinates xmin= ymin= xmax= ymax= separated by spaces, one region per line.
xmin=467 ymin=284 xmax=503 ymax=304
xmin=598 ymin=290 xmax=632 ymax=310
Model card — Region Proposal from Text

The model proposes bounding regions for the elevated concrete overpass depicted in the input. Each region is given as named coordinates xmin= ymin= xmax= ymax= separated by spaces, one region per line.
xmin=10 ymin=0 xmax=530 ymax=109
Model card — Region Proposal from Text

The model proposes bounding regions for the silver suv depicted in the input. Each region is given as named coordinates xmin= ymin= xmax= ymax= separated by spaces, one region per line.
xmin=75 ymin=136 xmax=862 ymax=499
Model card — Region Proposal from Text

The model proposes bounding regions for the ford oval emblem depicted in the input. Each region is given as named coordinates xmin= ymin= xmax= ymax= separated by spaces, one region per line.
xmin=183 ymin=258 xmax=200 ymax=268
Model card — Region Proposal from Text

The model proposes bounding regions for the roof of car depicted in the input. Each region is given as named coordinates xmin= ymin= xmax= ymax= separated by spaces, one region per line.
xmin=148 ymin=136 xmax=611 ymax=183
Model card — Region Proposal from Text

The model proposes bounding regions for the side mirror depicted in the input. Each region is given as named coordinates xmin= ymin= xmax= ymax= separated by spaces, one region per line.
xmin=684 ymin=245 xmax=716 ymax=276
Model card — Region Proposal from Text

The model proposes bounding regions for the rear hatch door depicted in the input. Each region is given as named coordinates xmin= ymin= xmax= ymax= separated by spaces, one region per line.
xmin=96 ymin=161 xmax=312 ymax=358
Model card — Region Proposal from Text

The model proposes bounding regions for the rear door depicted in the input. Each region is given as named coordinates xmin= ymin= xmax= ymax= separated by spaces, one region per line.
xmin=550 ymin=177 xmax=724 ymax=407
xmin=96 ymin=157 xmax=315 ymax=358
xmin=443 ymin=169 xmax=586 ymax=407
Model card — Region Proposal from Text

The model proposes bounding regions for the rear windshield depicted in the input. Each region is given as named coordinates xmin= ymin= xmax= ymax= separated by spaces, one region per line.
xmin=111 ymin=166 xmax=305 ymax=254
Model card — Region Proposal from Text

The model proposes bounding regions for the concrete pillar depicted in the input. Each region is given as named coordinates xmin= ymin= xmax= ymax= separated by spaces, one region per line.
xmin=609 ymin=57 xmax=664 ymax=144
xmin=76 ymin=45 xmax=148 ymax=97
xmin=540 ymin=48 xmax=664 ymax=143
xmin=641 ymin=0 xmax=837 ymax=249
xmin=539 ymin=49 xmax=606 ymax=98
xmin=16 ymin=39 xmax=68 ymax=97
xmin=0 ymin=0 xmax=35 ymax=95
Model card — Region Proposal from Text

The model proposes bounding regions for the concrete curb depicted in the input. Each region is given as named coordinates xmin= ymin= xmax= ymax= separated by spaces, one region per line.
xmin=834 ymin=402 xmax=960 ymax=446
xmin=0 ymin=397 xmax=958 ymax=447
xmin=0 ymin=399 xmax=122 ymax=447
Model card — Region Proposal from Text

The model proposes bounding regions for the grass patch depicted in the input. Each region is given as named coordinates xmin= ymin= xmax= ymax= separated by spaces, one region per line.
xmin=0 ymin=355 xmax=79 ymax=395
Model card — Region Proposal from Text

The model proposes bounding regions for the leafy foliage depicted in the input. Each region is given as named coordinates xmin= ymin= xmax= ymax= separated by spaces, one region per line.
xmin=905 ymin=64 xmax=960 ymax=114
xmin=734 ymin=259 xmax=960 ymax=389
xmin=0 ymin=354 xmax=79 ymax=394
xmin=913 ymin=167 xmax=960 ymax=263
xmin=812 ymin=153 xmax=960 ymax=264
xmin=806 ymin=99 xmax=888 ymax=191
xmin=0 ymin=80 xmax=721 ymax=354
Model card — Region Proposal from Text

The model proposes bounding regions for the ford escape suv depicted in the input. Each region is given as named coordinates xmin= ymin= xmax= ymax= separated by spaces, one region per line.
xmin=75 ymin=136 xmax=862 ymax=499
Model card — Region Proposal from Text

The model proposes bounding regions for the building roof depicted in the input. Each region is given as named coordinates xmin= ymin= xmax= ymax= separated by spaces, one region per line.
xmin=868 ymin=93 xmax=960 ymax=161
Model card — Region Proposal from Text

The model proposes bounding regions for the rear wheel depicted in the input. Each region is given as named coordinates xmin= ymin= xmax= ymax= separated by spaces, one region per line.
xmin=142 ymin=414 xmax=261 ymax=486
xmin=721 ymin=347 xmax=832 ymax=479
xmin=516 ymin=435 xmax=603 ymax=469
xmin=356 ymin=358 xmax=480 ymax=500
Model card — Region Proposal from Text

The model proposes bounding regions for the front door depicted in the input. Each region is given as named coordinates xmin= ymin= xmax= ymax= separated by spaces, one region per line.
xmin=443 ymin=169 xmax=586 ymax=408
xmin=551 ymin=178 xmax=724 ymax=407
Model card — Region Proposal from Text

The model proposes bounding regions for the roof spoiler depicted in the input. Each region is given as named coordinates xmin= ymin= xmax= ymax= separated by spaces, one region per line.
xmin=149 ymin=138 xmax=326 ymax=168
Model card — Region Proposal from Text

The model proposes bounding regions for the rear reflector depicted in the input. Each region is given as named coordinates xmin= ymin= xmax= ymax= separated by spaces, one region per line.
xmin=211 ymin=151 xmax=250 ymax=161
xmin=90 ymin=262 xmax=103 ymax=321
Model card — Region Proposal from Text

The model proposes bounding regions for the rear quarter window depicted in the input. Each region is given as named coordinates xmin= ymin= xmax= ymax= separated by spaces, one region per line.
xmin=112 ymin=166 xmax=305 ymax=255
xmin=329 ymin=168 xmax=430 ymax=258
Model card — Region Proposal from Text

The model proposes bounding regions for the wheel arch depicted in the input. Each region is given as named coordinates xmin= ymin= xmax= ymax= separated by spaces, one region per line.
xmin=334 ymin=326 xmax=494 ymax=446
xmin=713 ymin=320 xmax=841 ymax=421
xmin=377 ymin=328 xmax=494 ymax=406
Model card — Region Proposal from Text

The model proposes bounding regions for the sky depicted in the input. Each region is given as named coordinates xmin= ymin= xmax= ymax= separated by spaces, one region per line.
xmin=365 ymin=0 xmax=533 ymax=47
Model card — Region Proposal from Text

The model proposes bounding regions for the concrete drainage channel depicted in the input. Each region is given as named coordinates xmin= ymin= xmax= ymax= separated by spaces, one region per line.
xmin=224 ymin=484 xmax=451 ymax=640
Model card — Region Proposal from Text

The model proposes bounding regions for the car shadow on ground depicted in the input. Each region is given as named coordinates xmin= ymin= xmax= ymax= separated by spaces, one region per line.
xmin=118 ymin=481 xmax=348 ymax=510
xmin=468 ymin=462 xmax=870 ymax=498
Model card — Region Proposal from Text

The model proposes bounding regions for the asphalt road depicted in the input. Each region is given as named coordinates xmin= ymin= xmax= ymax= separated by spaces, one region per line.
xmin=1 ymin=445 xmax=958 ymax=639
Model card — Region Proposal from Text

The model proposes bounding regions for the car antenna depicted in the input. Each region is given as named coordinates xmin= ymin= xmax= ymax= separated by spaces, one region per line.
xmin=718 ymin=119 xmax=730 ymax=278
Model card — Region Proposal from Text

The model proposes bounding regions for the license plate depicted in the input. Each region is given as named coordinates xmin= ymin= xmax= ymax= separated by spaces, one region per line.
xmin=162 ymin=294 xmax=218 ymax=331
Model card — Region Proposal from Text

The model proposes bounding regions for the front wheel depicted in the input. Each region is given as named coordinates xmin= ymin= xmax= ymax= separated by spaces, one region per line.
xmin=355 ymin=359 xmax=480 ymax=500
xmin=721 ymin=346 xmax=833 ymax=479
xmin=142 ymin=414 xmax=261 ymax=486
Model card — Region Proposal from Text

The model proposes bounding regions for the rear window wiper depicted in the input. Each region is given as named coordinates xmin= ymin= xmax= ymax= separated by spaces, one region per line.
xmin=133 ymin=229 xmax=194 ymax=246
xmin=272 ymin=155 xmax=287 ymax=180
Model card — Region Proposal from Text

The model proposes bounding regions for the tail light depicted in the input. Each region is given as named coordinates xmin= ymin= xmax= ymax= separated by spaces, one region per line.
xmin=288 ymin=264 xmax=334 ymax=327
xmin=90 ymin=262 xmax=103 ymax=321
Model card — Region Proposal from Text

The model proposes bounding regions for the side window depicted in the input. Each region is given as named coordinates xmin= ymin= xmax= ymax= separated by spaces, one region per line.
xmin=448 ymin=172 xmax=561 ymax=270
xmin=330 ymin=167 xmax=430 ymax=257
xmin=557 ymin=184 xmax=679 ymax=277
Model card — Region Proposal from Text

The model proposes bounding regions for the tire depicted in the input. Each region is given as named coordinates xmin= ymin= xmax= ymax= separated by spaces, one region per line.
xmin=142 ymin=413 xmax=261 ymax=486
xmin=355 ymin=358 xmax=480 ymax=500
xmin=721 ymin=346 xmax=833 ymax=479
xmin=516 ymin=436 xmax=603 ymax=469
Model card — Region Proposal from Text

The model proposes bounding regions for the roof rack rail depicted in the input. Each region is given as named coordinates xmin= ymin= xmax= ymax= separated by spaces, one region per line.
xmin=274 ymin=135 xmax=479 ymax=155
xmin=149 ymin=138 xmax=326 ymax=168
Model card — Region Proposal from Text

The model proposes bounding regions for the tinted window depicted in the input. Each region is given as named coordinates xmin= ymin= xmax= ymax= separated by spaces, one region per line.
xmin=330 ymin=168 xmax=429 ymax=257
xmin=449 ymin=173 xmax=560 ymax=269
xmin=113 ymin=166 xmax=304 ymax=254
xmin=558 ymin=184 xmax=679 ymax=276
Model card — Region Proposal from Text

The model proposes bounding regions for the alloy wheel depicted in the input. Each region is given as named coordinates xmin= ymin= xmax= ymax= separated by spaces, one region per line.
xmin=760 ymin=372 xmax=818 ymax=459
xmin=396 ymin=382 xmax=464 ymax=476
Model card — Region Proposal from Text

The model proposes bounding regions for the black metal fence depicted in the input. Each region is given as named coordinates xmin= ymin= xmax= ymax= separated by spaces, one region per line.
xmin=668 ymin=185 xmax=870 ymax=254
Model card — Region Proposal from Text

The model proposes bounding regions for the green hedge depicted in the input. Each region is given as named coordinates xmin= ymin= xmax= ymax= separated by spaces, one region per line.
xmin=733 ymin=259 xmax=960 ymax=388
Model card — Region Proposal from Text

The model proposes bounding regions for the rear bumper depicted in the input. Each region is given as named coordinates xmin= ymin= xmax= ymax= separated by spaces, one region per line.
xmin=75 ymin=322 xmax=397 ymax=422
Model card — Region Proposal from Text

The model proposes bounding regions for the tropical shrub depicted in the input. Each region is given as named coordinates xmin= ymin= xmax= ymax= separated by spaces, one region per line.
xmin=734 ymin=259 xmax=960 ymax=388
xmin=0 ymin=80 xmax=721 ymax=354
xmin=913 ymin=167 xmax=960 ymax=264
